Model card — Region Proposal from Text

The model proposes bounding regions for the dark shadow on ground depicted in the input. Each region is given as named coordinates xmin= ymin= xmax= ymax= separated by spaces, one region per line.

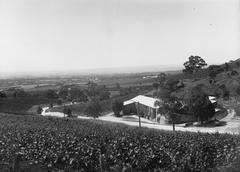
xmin=197 ymin=121 xmax=227 ymax=128
xmin=184 ymin=121 xmax=227 ymax=128
xmin=121 ymin=116 xmax=156 ymax=124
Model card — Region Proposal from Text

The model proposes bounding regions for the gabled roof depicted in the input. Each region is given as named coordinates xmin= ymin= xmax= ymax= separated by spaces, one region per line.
xmin=124 ymin=95 xmax=161 ymax=108
xmin=208 ymin=96 xmax=217 ymax=104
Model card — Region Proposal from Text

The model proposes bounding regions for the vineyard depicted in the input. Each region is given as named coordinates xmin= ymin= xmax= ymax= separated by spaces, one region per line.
xmin=0 ymin=113 xmax=240 ymax=171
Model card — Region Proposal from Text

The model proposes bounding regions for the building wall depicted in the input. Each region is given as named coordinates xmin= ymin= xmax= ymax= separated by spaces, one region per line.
xmin=137 ymin=104 xmax=157 ymax=120
xmin=123 ymin=103 xmax=137 ymax=115
xmin=123 ymin=103 xmax=157 ymax=120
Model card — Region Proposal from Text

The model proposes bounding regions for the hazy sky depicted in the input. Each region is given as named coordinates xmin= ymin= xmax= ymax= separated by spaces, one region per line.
xmin=0 ymin=0 xmax=239 ymax=74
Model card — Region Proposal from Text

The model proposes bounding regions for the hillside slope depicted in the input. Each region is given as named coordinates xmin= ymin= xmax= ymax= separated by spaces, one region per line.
xmin=168 ymin=58 xmax=240 ymax=99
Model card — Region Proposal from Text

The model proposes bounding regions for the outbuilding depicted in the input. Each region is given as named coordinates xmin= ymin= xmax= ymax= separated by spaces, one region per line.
xmin=123 ymin=95 xmax=162 ymax=121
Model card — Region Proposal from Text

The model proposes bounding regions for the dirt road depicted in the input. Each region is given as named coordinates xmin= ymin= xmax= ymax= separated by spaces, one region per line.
xmin=42 ymin=106 xmax=240 ymax=134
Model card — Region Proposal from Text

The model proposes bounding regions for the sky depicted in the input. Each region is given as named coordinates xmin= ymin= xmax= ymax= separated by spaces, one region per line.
xmin=0 ymin=0 xmax=239 ymax=75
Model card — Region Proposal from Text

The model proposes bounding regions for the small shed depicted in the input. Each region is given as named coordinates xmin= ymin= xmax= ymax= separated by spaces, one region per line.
xmin=123 ymin=95 xmax=162 ymax=121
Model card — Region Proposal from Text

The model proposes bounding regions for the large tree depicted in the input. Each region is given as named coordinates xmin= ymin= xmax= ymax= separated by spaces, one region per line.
xmin=157 ymin=78 xmax=179 ymax=101
xmin=187 ymin=84 xmax=215 ymax=123
xmin=112 ymin=99 xmax=124 ymax=117
xmin=84 ymin=100 xmax=102 ymax=118
xmin=183 ymin=56 xmax=207 ymax=75
xmin=46 ymin=89 xmax=58 ymax=99
xmin=86 ymin=82 xmax=110 ymax=101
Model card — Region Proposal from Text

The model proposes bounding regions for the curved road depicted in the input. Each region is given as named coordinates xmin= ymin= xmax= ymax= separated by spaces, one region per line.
xmin=42 ymin=106 xmax=240 ymax=134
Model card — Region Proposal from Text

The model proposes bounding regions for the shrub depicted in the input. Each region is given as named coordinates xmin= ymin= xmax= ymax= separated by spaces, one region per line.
xmin=84 ymin=100 xmax=102 ymax=118
xmin=36 ymin=106 xmax=43 ymax=115
xmin=63 ymin=107 xmax=72 ymax=117
xmin=112 ymin=99 xmax=123 ymax=117
xmin=57 ymin=99 xmax=62 ymax=105
xmin=0 ymin=91 xmax=7 ymax=98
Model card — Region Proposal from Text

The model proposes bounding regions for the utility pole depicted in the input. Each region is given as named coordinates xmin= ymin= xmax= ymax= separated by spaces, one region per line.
xmin=136 ymin=102 xmax=141 ymax=128
xmin=172 ymin=113 xmax=175 ymax=132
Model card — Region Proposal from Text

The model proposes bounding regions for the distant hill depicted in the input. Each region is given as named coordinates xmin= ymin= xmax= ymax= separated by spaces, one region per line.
xmin=166 ymin=58 xmax=240 ymax=99
xmin=0 ymin=65 xmax=182 ymax=79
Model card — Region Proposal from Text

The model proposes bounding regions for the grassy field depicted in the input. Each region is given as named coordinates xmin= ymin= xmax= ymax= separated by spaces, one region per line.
xmin=0 ymin=113 xmax=239 ymax=171
xmin=0 ymin=98 xmax=57 ymax=114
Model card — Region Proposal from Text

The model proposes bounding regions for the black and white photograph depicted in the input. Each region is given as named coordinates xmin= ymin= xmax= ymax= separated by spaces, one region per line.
xmin=0 ymin=0 xmax=240 ymax=171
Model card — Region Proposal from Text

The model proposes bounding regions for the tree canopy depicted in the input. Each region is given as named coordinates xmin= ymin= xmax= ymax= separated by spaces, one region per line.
xmin=187 ymin=84 xmax=215 ymax=122
xmin=157 ymin=72 xmax=167 ymax=87
xmin=86 ymin=82 xmax=110 ymax=101
xmin=208 ymin=65 xmax=224 ymax=79
xmin=84 ymin=100 xmax=102 ymax=118
xmin=112 ymin=99 xmax=124 ymax=117
xmin=183 ymin=56 xmax=207 ymax=74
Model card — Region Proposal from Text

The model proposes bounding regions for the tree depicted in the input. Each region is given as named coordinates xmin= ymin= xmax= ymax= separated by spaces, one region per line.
xmin=86 ymin=82 xmax=110 ymax=100
xmin=69 ymin=88 xmax=88 ymax=102
xmin=84 ymin=100 xmax=102 ymax=118
xmin=116 ymin=82 xmax=121 ymax=89
xmin=98 ymin=89 xmax=110 ymax=100
xmin=208 ymin=65 xmax=223 ymax=80
xmin=49 ymin=103 xmax=53 ymax=108
xmin=157 ymin=73 xmax=167 ymax=87
xmin=58 ymin=87 xmax=68 ymax=99
xmin=224 ymin=63 xmax=231 ymax=71
xmin=159 ymin=99 xmax=182 ymax=131
xmin=152 ymin=82 xmax=159 ymax=90
xmin=67 ymin=108 xmax=72 ymax=117
xmin=37 ymin=106 xmax=43 ymax=114
xmin=46 ymin=89 xmax=58 ymax=99
xmin=157 ymin=78 xmax=179 ymax=101
xmin=157 ymin=87 xmax=172 ymax=101
xmin=187 ymin=84 xmax=215 ymax=123
xmin=0 ymin=91 xmax=7 ymax=98
xmin=183 ymin=56 xmax=207 ymax=75
xmin=112 ymin=99 xmax=124 ymax=117
xmin=165 ymin=79 xmax=180 ymax=92
xmin=219 ymin=84 xmax=230 ymax=100
xmin=236 ymin=61 xmax=240 ymax=67
xmin=230 ymin=70 xmax=239 ymax=76
xmin=86 ymin=81 xmax=98 ymax=98
xmin=13 ymin=90 xmax=29 ymax=98
xmin=63 ymin=106 xmax=72 ymax=117
xmin=57 ymin=99 xmax=62 ymax=105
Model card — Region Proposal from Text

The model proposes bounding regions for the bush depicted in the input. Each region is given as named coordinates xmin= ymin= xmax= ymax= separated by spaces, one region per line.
xmin=84 ymin=100 xmax=102 ymax=118
xmin=49 ymin=103 xmax=53 ymax=108
xmin=152 ymin=82 xmax=159 ymax=90
xmin=0 ymin=91 xmax=7 ymax=98
xmin=63 ymin=107 xmax=72 ymax=117
xmin=46 ymin=89 xmax=58 ymax=99
xmin=57 ymin=99 xmax=62 ymax=105
xmin=187 ymin=84 xmax=215 ymax=122
xmin=112 ymin=99 xmax=123 ymax=117
xmin=37 ymin=106 xmax=43 ymax=114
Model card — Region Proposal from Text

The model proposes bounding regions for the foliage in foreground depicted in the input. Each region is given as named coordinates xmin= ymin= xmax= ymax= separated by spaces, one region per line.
xmin=0 ymin=114 xmax=239 ymax=172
